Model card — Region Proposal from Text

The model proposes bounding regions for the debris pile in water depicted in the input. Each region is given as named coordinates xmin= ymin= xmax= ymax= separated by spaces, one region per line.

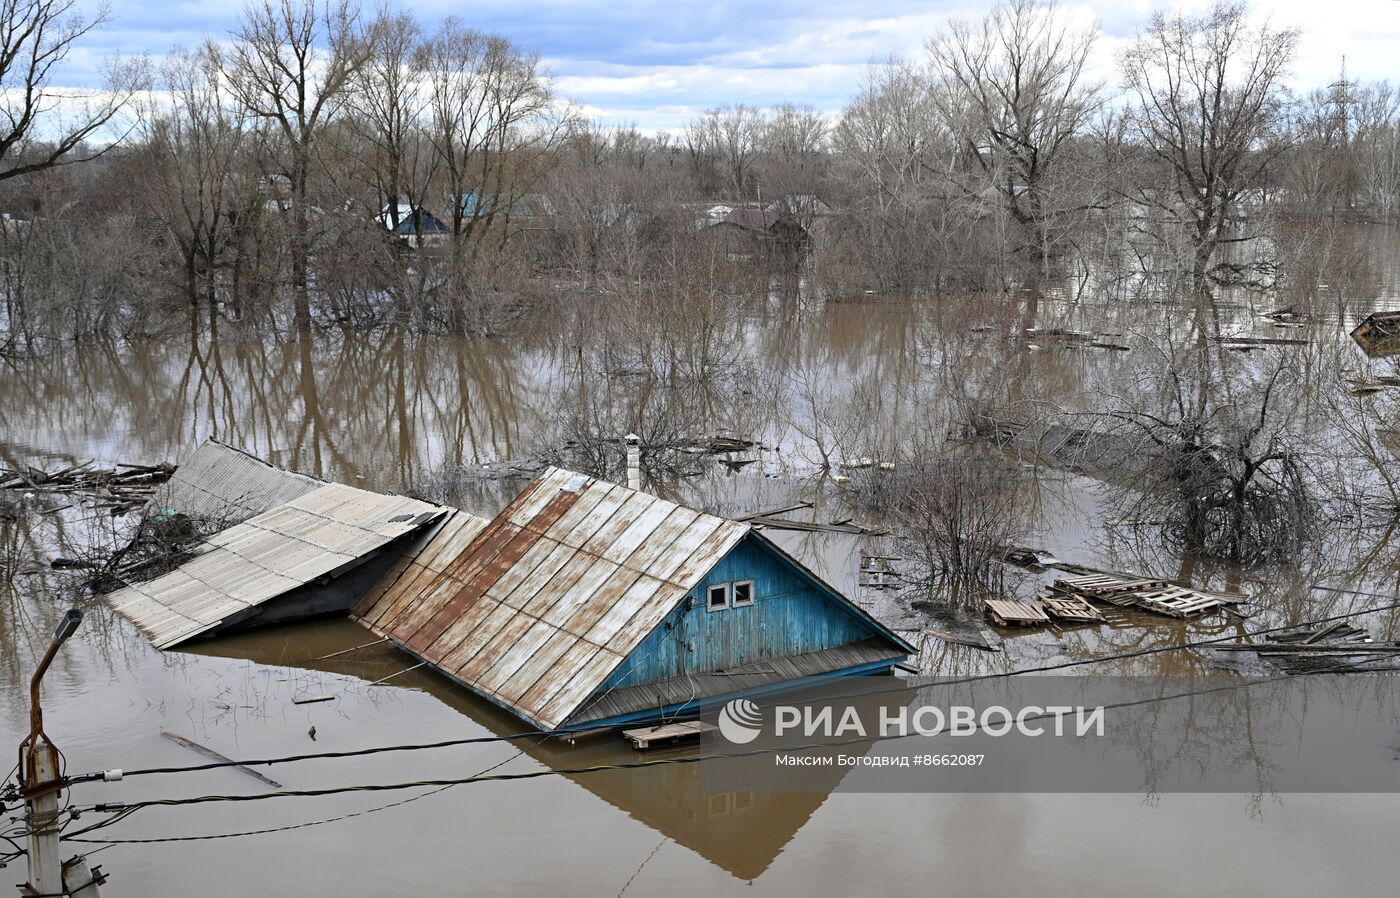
xmin=0 ymin=460 xmax=174 ymax=514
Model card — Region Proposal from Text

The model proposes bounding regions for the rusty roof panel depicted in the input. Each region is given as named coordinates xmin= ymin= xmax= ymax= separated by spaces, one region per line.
xmin=354 ymin=466 xmax=750 ymax=729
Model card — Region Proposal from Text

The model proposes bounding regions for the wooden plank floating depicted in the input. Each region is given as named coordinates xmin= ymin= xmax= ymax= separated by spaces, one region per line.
xmin=984 ymin=599 xmax=1051 ymax=627
xmin=161 ymin=731 xmax=281 ymax=787
xmin=622 ymin=720 xmax=716 ymax=750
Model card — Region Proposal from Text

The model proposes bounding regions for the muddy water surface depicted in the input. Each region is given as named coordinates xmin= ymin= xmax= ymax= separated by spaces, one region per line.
xmin=3 ymin=260 xmax=1400 ymax=895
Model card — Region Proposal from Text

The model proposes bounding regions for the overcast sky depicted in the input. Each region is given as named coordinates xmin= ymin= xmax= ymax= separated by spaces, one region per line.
xmin=72 ymin=0 xmax=1400 ymax=131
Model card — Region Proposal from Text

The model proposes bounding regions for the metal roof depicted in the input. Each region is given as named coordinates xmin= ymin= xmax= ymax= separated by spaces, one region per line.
xmin=110 ymin=483 xmax=443 ymax=649
xmin=354 ymin=467 xmax=751 ymax=730
xmin=153 ymin=439 xmax=323 ymax=523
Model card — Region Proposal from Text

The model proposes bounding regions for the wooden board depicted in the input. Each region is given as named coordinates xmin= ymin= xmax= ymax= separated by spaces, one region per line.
xmin=623 ymin=720 xmax=717 ymax=749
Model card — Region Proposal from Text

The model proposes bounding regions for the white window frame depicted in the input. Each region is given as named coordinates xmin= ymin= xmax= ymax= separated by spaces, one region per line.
xmin=731 ymin=580 xmax=755 ymax=607
xmin=706 ymin=583 xmax=730 ymax=612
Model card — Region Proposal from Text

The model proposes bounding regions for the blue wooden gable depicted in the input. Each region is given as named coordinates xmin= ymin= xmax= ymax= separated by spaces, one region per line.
xmin=599 ymin=532 xmax=911 ymax=692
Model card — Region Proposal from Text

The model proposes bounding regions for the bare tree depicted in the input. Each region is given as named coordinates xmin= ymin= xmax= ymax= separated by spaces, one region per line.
xmin=0 ymin=0 xmax=145 ymax=182
xmin=352 ymin=6 xmax=426 ymax=232
xmin=686 ymin=104 xmax=765 ymax=198
xmin=1098 ymin=340 xmax=1316 ymax=562
xmin=421 ymin=19 xmax=561 ymax=332
xmin=1119 ymin=1 xmax=1299 ymax=294
xmin=224 ymin=0 xmax=369 ymax=333
xmin=142 ymin=43 xmax=247 ymax=308
xmin=926 ymin=0 xmax=1104 ymax=263
xmin=1353 ymin=81 xmax=1400 ymax=220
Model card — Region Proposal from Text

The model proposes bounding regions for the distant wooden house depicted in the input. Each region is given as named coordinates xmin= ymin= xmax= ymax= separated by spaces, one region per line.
xmin=353 ymin=467 xmax=913 ymax=732
xmin=707 ymin=208 xmax=811 ymax=262
xmin=1350 ymin=311 xmax=1400 ymax=358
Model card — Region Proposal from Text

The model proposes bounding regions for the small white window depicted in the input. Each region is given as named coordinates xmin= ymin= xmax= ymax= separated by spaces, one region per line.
xmin=732 ymin=580 xmax=754 ymax=607
xmin=706 ymin=583 xmax=730 ymax=611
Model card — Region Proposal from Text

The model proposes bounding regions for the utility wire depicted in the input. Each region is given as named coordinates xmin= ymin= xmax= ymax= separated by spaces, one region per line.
xmin=62 ymin=653 xmax=1398 ymax=843
xmin=64 ymin=593 xmax=1400 ymax=785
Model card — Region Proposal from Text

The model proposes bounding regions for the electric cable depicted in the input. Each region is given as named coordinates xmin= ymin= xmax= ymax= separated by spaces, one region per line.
xmin=55 ymin=593 xmax=1400 ymax=785
xmin=60 ymin=652 xmax=1398 ymax=844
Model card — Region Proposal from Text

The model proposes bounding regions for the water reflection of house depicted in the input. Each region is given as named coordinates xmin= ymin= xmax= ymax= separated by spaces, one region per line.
xmin=354 ymin=467 xmax=913 ymax=732
xmin=192 ymin=618 xmax=908 ymax=881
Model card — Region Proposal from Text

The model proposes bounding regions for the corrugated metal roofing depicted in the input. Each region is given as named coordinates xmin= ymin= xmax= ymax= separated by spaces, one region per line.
xmin=354 ymin=467 xmax=751 ymax=730
xmin=154 ymin=439 xmax=323 ymax=523
xmin=353 ymin=508 xmax=492 ymax=617
xmin=110 ymin=483 xmax=442 ymax=649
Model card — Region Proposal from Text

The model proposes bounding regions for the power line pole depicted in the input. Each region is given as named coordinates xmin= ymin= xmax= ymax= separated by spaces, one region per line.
xmin=16 ymin=609 xmax=105 ymax=897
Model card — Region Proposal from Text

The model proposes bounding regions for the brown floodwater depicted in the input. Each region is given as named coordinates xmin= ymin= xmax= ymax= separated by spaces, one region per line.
xmin=4 ymin=245 xmax=1400 ymax=895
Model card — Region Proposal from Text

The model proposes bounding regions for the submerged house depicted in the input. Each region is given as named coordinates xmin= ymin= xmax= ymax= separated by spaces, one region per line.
xmin=354 ymin=467 xmax=913 ymax=732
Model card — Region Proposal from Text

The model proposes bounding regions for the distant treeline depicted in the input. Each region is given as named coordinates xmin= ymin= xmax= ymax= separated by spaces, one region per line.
xmin=0 ymin=0 xmax=1396 ymax=344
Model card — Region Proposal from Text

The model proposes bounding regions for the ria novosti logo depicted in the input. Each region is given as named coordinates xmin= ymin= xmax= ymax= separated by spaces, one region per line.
xmin=717 ymin=698 xmax=764 ymax=744
xmin=715 ymin=698 xmax=1106 ymax=743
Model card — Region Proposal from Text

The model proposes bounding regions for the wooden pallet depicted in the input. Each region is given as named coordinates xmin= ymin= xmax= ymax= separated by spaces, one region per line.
xmin=1053 ymin=574 xmax=1232 ymax=618
xmin=622 ymin=720 xmax=716 ymax=750
xmin=1129 ymin=586 xmax=1223 ymax=618
xmin=985 ymin=599 xmax=1051 ymax=626
xmin=1057 ymin=574 xmax=1169 ymax=597
xmin=1039 ymin=593 xmax=1105 ymax=624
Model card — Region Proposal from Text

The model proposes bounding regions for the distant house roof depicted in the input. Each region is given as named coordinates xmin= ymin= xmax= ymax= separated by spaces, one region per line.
xmin=354 ymin=467 xmax=752 ymax=730
xmin=353 ymin=467 xmax=911 ymax=730
xmin=458 ymin=193 xmax=555 ymax=219
xmin=110 ymin=483 xmax=444 ymax=649
xmin=380 ymin=203 xmax=448 ymax=235
xmin=719 ymin=208 xmax=782 ymax=231
xmin=153 ymin=439 xmax=323 ymax=524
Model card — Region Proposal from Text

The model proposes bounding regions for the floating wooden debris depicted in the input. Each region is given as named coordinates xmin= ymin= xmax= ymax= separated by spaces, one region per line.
xmin=921 ymin=625 xmax=1003 ymax=652
xmin=1211 ymin=335 xmax=1309 ymax=347
xmin=623 ymin=720 xmax=716 ymax=750
xmin=1 ymin=460 xmax=174 ymax=513
xmin=1022 ymin=327 xmax=1130 ymax=352
xmin=1039 ymin=593 xmax=1104 ymax=624
xmin=1053 ymin=573 xmax=1238 ymax=618
xmin=292 ymin=694 xmax=336 ymax=705
xmin=161 ymin=731 xmax=281 ymax=787
xmin=984 ymin=599 xmax=1051 ymax=627
xmin=1266 ymin=622 xmax=1371 ymax=645
xmin=860 ymin=553 xmax=902 ymax=589
xmin=1002 ymin=546 xmax=1060 ymax=568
